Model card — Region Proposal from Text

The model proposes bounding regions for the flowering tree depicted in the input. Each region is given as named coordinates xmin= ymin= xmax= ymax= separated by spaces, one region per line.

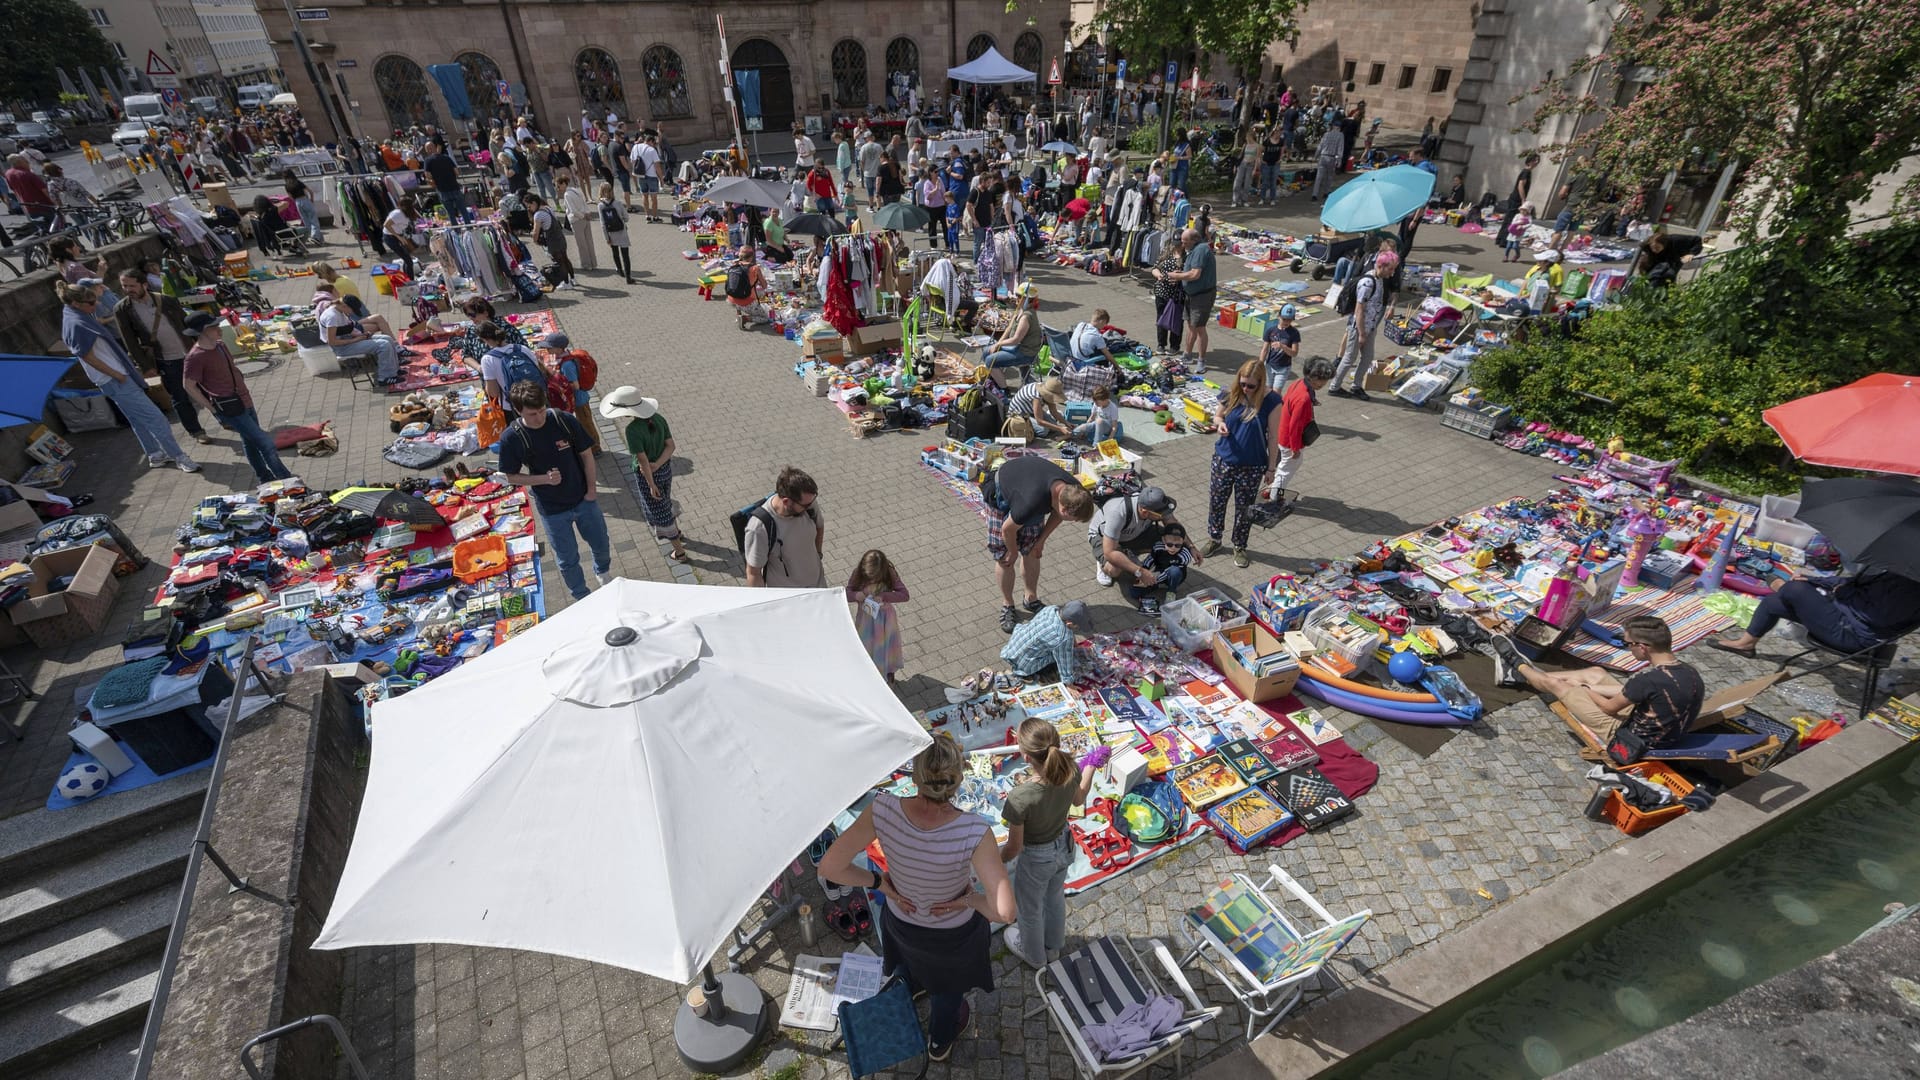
xmin=1522 ymin=0 xmax=1920 ymax=253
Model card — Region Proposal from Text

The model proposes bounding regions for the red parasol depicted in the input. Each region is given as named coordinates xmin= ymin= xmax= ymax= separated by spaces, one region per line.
xmin=1761 ymin=373 xmax=1920 ymax=476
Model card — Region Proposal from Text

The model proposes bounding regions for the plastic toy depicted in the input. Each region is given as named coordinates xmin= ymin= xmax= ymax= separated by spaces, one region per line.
xmin=1386 ymin=651 xmax=1426 ymax=685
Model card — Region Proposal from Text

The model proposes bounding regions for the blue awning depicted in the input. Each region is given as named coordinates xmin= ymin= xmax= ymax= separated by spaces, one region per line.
xmin=0 ymin=356 xmax=80 ymax=429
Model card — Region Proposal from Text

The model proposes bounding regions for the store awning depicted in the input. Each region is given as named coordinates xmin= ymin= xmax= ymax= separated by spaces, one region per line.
xmin=947 ymin=47 xmax=1038 ymax=85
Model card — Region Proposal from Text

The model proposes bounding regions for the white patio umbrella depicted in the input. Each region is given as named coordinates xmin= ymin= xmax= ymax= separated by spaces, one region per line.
xmin=312 ymin=579 xmax=930 ymax=1069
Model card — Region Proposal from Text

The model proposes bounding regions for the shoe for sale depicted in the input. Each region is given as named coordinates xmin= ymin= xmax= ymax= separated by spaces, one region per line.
xmin=1233 ymin=547 xmax=1250 ymax=568
xmin=1138 ymin=596 xmax=1161 ymax=616
xmin=998 ymin=605 xmax=1017 ymax=633
xmin=1198 ymin=537 xmax=1222 ymax=558
xmin=1095 ymin=562 xmax=1113 ymax=587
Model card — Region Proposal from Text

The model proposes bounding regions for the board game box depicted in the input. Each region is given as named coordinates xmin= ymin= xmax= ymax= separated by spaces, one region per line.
xmin=1169 ymin=752 xmax=1249 ymax=808
xmin=1261 ymin=766 xmax=1354 ymax=830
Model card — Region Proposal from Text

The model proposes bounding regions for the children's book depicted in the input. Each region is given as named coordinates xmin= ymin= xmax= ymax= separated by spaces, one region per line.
xmin=1204 ymin=785 xmax=1295 ymax=848
xmin=1172 ymin=708 xmax=1227 ymax=754
xmin=1218 ymin=738 xmax=1279 ymax=785
xmin=1054 ymin=714 xmax=1099 ymax=757
xmin=1096 ymin=686 xmax=1157 ymax=733
xmin=1016 ymin=682 xmax=1079 ymax=723
xmin=1212 ymin=701 xmax=1282 ymax=743
xmin=1169 ymin=753 xmax=1248 ymax=808
xmin=1181 ymin=679 xmax=1231 ymax=708
xmin=1289 ymin=707 xmax=1343 ymax=745
xmin=1262 ymin=766 xmax=1354 ymax=831
xmin=1142 ymin=729 xmax=1196 ymax=774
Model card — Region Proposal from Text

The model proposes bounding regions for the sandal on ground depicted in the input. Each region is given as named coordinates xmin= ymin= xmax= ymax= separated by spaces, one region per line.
xmin=668 ymin=547 xmax=690 ymax=562
xmin=1709 ymin=639 xmax=1757 ymax=659
xmin=824 ymin=899 xmax=861 ymax=942
xmin=1023 ymin=596 xmax=1044 ymax=613
xmin=806 ymin=826 xmax=838 ymax=865
xmin=845 ymin=890 xmax=873 ymax=937
xmin=998 ymin=605 xmax=1017 ymax=633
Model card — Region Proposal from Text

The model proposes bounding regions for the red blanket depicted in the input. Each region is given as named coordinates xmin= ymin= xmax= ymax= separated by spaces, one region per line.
xmin=1208 ymin=688 xmax=1381 ymax=854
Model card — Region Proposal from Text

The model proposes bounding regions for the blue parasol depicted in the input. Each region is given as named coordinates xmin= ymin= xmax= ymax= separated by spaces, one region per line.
xmin=0 ymin=356 xmax=80 ymax=429
xmin=1319 ymin=165 xmax=1437 ymax=233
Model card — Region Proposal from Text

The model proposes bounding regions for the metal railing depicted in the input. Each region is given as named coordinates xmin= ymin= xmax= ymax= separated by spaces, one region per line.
xmin=240 ymin=1015 xmax=371 ymax=1080
xmin=130 ymin=637 xmax=312 ymax=1079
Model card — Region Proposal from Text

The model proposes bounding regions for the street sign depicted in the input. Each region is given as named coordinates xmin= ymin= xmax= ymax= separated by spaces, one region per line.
xmin=336 ymin=59 xmax=357 ymax=69
xmin=1047 ymin=57 xmax=1061 ymax=85
xmin=1115 ymin=60 xmax=1127 ymax=88
xmin=161 ymin=88 xmax=181 ymax=107
xmin=1166 ymin=61 xmax=1178 ymax=84
xmin=744 ymin=115 xmax=763 ymax=132
xmin=294 ymin=7 xmax=329 ymax=19
xmin=145 ymin=51 xmax=180 ymax=89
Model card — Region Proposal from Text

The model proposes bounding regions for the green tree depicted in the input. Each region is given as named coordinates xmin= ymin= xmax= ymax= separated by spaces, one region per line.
xmin=1522 ymin=0 xmax=1920 ymax=257
xmin=0 ymin=0 xmax=119 ymax=105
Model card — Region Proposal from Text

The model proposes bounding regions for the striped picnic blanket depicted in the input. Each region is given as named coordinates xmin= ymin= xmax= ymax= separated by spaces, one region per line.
xmin=1562 ymin=587 xmax=1735 ymax=672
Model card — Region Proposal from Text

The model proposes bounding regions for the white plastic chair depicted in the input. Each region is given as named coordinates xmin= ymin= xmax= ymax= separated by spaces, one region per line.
xmin=1176 ymin=864 xmax=1372 ymax=1040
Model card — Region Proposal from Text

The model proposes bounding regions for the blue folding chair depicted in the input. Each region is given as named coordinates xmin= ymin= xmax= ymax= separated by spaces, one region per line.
xmin=835 ymin=975 xmax=928 ymax=1079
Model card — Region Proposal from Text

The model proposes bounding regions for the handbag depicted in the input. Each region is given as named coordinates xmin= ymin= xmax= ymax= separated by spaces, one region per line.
xmin=1301 ymin=419 xmax=1321 ymax=447
xmin=476 ymin=399 xmax=508 ymax=448
xmin=1155 ymin=292 xmax=1185 ymax=332
xmin=204 ymin=344 xmax=249 ymax=418
xmin=1605 ymin=728 xmax=1649 ymax=767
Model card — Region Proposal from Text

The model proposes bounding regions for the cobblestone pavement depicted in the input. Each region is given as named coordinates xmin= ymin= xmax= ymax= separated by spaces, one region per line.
xmin=0 ymin=172 xmax=1872 ymax=1079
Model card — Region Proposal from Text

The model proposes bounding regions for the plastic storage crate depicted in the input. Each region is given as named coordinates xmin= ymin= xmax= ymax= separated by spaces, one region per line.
xmin=1600 ymin=761 xmax=1694 ymax=835
xmin=1753 ymin=494 xmax=1819 ymax=549
xmin=1439 ymin=400 xmax=1513 ymax=439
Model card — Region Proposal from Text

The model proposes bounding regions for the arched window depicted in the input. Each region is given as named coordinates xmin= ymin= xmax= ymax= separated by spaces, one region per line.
xmin=830 ymin=39 xmax=867 ymax=108
xmin=884 ymin=37 xmax=919 ymax=108
xmin=455 ymin=51 xmax=506 ymax=126
xmin=1012 ymin=31 xmax=1043 ymax=80
xmin=373 ymin=55 xmax=439 ymax=133
xmin=641 ymin=45 xmax=691 ymax=119
xmin=1067 ymin=39 xmax=1102 ymax=87
xmin=966 ymin=34 xmax=995 ymax=61
xmin=575 ymin=47 xmax=627 ymax=118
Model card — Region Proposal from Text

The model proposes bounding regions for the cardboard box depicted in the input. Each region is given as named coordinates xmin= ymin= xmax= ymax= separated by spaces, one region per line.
xmin=1363 ymin=367 xmax=1399 ymax=392
xmin=802 ymin=333 xmax=843 ymax=358
xmin=203 ymin=181 xmax=234 ymax=211
xmin=1211 ymin=622 xmax=1303 ymax=704
xmin=848 ymin=321 xmax=903 ymax=356
xmin=10 ymin=543 xmax=123 ymax=649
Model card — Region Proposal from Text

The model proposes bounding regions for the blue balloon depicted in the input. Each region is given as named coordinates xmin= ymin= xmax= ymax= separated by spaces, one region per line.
xmin=1387 ymin=650 xmax=1426 ymax=685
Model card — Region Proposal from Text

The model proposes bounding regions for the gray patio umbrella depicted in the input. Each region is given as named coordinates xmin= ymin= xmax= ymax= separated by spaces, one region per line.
xmin=701 ymin=175 xmax=792 ymax=210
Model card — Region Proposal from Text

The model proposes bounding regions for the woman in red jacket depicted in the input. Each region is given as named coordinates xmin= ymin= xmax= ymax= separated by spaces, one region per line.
xmin=1267 ymin=356 xmax=1336 ymax=504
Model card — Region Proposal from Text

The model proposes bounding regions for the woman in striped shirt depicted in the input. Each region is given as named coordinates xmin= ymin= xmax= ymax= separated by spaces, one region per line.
xmin=822 ymin=734 xmax=1017 ymax=1061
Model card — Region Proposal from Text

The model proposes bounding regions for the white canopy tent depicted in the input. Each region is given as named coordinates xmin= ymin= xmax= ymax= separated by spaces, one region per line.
xmin=312 ymin=580 xmax=932 ymax=1069
xmin=946 ymin=46 xmax=1038 ymax=85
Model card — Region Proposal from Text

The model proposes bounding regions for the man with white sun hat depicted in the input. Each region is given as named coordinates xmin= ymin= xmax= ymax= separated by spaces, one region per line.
xmin=601 ymin=386 xmax=687 ymax=562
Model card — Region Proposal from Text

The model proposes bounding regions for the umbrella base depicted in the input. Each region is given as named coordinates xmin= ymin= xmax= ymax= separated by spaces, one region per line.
xmin=674 ymin=971 xmax=772 ymax=1072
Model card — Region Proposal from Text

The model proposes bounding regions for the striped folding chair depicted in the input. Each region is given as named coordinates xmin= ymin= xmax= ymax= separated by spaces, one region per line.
xmin=1032 ymin=935 xmax=1222 ymax=1080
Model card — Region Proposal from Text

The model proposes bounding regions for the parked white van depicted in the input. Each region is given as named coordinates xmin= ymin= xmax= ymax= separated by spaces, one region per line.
xmin=123 ymin=94 xmax=168 ymax=123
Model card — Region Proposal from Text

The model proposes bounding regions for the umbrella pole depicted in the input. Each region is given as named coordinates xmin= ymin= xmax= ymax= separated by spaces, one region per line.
xmin=673 ymin=961 xmax=772 ymax=1071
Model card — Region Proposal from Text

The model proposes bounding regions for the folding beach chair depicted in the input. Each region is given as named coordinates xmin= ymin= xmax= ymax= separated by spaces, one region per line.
xmin=1176 ymin=865 xmax=1372 ymax=1041
xmin=1554 ymin=670 xmax=1787 ymax=771
xmin=1033 ymin=935 xmax=1222 ymax=1080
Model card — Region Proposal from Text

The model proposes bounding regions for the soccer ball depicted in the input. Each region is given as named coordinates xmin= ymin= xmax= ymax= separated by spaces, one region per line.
xmin=59 ymin=762 xmax=110 ymax=800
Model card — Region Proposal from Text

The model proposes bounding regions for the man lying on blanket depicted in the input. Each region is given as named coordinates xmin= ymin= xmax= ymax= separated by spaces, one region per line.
xmin=1490 ymin=615 xmax=1704 ymax=751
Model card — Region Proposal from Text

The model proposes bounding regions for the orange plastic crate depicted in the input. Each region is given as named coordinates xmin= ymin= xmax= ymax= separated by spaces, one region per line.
xmin=452 ymin=534 xmax=510 ymax=584
xmin=1600 ymin=760 xmax=1694 ymax=835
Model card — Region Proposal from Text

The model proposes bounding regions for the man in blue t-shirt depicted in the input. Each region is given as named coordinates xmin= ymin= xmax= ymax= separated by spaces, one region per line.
xmin=497 ymin=380 xmax=613 ymax=600
xmin=1157 ymin=228 xmax=1216 ymax=371
xmin=1261 ymin=304 xmax=1301 ymax=393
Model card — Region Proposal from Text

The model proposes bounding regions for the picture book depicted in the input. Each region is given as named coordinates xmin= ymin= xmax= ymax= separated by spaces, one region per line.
xmin=1213 ymin=701 xmax=1284 ymax=743
xmin=1095 ymin=686 xmax=1161 ymax=735
xmin=1172 ymin=707 xmax=1227 ymax=754
xmin=1204 ymin=785 xmax=1295 ymax=848
xmin=1218 ymin=738 xmax=1279 ymax=785
xmin=1181 ymin=679 xmax=1231 ymax=708
xmin=1130 ymin=693 xmax=1174 ymax=734
xmin=1015 ymin=682 xmax=1079 ymax=723
xmin=1169 ymin=753 xmax=1249 ymax=808
xmin=1142 ymin=729 xmax=1197 ymax=774
xmin=1262 ymin=766 xmax=1355 ymax=831
xmin=1255 ymin=729 xmax=1321 ymax=774
xmin=1289 ymin=707 xmax=1343 ymax=745
xmin=1054 ymin=714 xmax=1099 ymax=757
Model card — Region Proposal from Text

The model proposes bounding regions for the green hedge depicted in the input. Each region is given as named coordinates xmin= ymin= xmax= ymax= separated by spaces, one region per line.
xmin=1468 ymin=223 xmax=1920 ymax=495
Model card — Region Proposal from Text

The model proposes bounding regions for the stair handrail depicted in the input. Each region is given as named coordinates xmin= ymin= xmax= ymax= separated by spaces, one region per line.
xmin=130 ymin=637 xmax=285 ymax=1080
xmin=238 ymin=1014 xmax=370 ymax=1079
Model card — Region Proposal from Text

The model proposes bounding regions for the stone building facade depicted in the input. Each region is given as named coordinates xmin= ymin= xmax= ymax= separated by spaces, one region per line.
xmin=255 ymin=0 xmax=1058 ymax=146
xmin=1264 ymin=0 xmax=1479 ymax=133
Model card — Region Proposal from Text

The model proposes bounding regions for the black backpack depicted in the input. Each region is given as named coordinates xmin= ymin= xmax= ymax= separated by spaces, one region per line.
xmin=729 ymin=496 xmax=817 ymax=556
xmin=1336 ymin=273 xmax=1375 ymax=317
xmin=599 ymin=200 xmax=624 ymax=233
xmin=725 ymin=265 xmax=754 ymax=300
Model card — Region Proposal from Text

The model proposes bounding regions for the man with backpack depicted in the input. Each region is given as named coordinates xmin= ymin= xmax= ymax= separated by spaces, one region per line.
xmin=497 ymin=380 xmax=613 ymax=601
xmin=740 ymin=467 xmax=826 ymax=588
xmin=1089 ymin=484 xmax=1181 ymax=589
xmin=981 ymin=455 xmax=1096 ymax=634
xmin=1329 ymin=250 xmax=1398 ymax=400
xmin=478 ymin=320 xmax=548 ymax=411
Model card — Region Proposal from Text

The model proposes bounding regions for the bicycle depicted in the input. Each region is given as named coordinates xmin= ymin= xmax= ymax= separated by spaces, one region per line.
xmin=0 ymin=234 xmax=57 ymax=279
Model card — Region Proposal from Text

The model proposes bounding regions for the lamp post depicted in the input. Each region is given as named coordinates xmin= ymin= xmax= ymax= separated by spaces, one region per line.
xmin=1094 ymin=18 xmax=1112 ymax=140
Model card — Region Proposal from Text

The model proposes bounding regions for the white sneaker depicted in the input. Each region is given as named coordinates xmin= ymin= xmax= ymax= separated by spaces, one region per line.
xmin=146 ymin=455 xmax=173 ymax=469
xmin=1004 ymin=925 xmax=1040 ymax=968
xmin=593 ymin=570 xmax=610 ymax=588
xmin=175 ymin=457 xmax=202 ymax=473
xmin=1095 ymin=563 xmax=1114 ymax=588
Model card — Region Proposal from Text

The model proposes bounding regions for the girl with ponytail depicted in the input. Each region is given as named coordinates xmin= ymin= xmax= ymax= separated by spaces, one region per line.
xmin=999 ymin=718 xmax=1111 ymax=967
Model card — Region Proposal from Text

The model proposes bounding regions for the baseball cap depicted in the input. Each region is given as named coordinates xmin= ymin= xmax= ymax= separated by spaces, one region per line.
xmin=1060 ymin=600 xmax=1093 ymax=631
xmin=182 ymin=311 xmax=220 ymax=335
xmin=544 ymin=332 xmax=571 ymax=350
xmin=1280 ymin=303 xmax=1299 ymax=319
xmin=1137 ymin=487 xmax=1176 ymax=515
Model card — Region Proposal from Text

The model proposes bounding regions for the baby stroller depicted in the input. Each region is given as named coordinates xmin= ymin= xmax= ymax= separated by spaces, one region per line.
xmin=1290 ymin=232 xmax=1364 ymax=279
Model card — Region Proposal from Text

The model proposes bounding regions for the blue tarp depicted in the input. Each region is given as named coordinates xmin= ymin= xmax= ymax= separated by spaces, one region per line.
xmin=0 ymin=355 xmax=80 ymax=428
xmin=427 ymin=64 xmax=474 ymax=121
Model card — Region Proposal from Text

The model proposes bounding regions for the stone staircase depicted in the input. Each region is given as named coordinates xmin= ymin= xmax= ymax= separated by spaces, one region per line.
xmin=0 ymin=772 xmax=206 ymax=1080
